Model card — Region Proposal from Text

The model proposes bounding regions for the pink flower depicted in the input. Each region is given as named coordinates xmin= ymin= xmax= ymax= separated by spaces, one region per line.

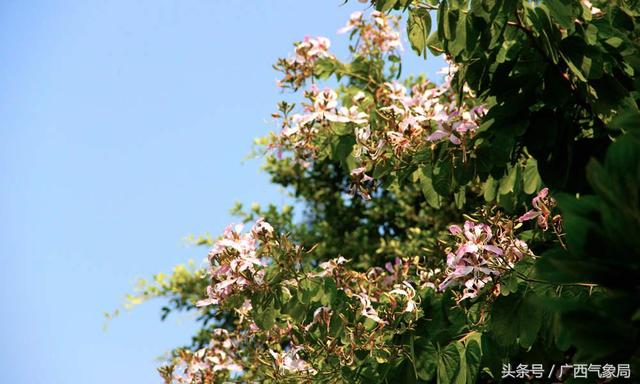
xmin=350 ymin=167 xmax=373 ymax=183
xmin=439 ymin=221 xmax=521 ymax=298
xmin=307 ymin=36 xmax=331 ymax=57
xmin=327 ymin=105 xmax=369 ymax=125
xmin=427 ymin=122 xmax=462 ymax=145
xmin=398 ymin=113 xmax=426 ymax=133
xmin=294 ymin=36 xmax=331 ymax=63
xmin=337 ymin=11 xmax=363 ymax=34
xmin=449 ymin=224 xmax=462 ymax=235
xmin=314 ymin=88 xmax=338 ymax=111
xmin=355 ymin=125 xmax=371 ymax=142
xmin=344 ymin=11 xmax=402 ymax=55
xmin=252 ymin=217 xmax=274 ymax=238
xmin=352 ymin=91 xmax=366 ymax=103
xmin=387 ymin=131 xmax=411 ymax=153
xmin=269 ymin=347 xmax=317 ymax=375
xmin=385 ymin=81 xmax=408 ymax=101
xmin=349 ymin=167 xmax=374 ymax=199
xmin=518 ymin=188 xmax=556 ymax=231
xmin=198 ymin=220 xmax=273 ymax=307
xmin=459 ymin=275 xmax=492 ymax=301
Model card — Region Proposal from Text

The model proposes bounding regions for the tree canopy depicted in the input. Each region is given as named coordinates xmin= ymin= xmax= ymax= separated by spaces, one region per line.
xmin=121 ymin=1 xmax=640 ymax=382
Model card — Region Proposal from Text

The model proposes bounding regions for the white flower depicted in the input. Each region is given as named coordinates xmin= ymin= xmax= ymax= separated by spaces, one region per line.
xmin=269 ymin=347 xmax=317 ymax=375
xmin=318 ymin=256 xmax=349 ymax=276
xmin=356 ymin=293 xmax=387 ymax=325
xmin=388 ymin=281 xmax=418 ymax=313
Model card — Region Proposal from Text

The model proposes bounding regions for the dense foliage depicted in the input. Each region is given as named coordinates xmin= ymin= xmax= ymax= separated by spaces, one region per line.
xmin=122 ymin=1 xmax=640 ymax=382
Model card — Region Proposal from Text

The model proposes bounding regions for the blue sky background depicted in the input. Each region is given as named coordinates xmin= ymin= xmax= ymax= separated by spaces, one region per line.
xmin=0 ymin=1 xmax=444 ymax=383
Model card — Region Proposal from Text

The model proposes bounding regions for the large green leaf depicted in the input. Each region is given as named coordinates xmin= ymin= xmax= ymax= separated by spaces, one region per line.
xmin=437 ymin=342 xmax=462 ymax=384
xmin=417 ymin=166 xmax=442 ymax=208
xmin=483 ymin=176 xmax=499 ymax=202
xmin=542 ymin=0 xmax=575 ymax=30
xmin=407 ymin=8 xmax=432 ymax=57
xmin=432 ymin=159 xmax=454 ymax=196
xmin=252 ymin=305 xmax=277 ymax=330
xmin=463 ymin=333 xmax=483 ymax=384
xmin=489 ymin=289 xmax=544 ymax=348
xmin=522 ymin=158 xmax=542 ymax=194
xmin=414 ymin=338 xmax=438 ymax=381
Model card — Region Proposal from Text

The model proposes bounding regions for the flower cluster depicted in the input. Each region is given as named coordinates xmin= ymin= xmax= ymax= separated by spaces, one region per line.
xmin=274 ymin=72 xmax=483 ymax=151
xmin=196 ymin=219 xmax=273 ymax=308
xmin=274 ymin=86 xmax=371 ymax=167
xmin=274 ymin=36 xmax=333 ymax=90
xmin=439 ymin=220 xmax=532 ymax=301
xmin=269 ymin=12 xmax=486 ymax=202
xmin=272 ymin=71 xmax=485 ymax=197
xmin=338 ymin=11 xmax=402 ymax=55
xmin=311 ymin=256 xmax=421 ymax=326
xmin=169 ymin=218 xmax=428 ymax=382
xmin=367 ymin=73 xmax=485 ymax=154
xmin=160 ymin=329 xmax=242 ymax=384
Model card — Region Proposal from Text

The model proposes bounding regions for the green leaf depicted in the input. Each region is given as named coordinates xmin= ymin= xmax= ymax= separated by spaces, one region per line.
xmin=561 ymin=51 xmax=587 ymax=82
xmin=407 ymin=9 xmax=432 ymax=57
xmin=500 ymin=272 xmax=519 ymax=295
xmin=329 ymin=311 xmax=344 ymax=338
xmin=449 ymin=11 xmax=469 ymax=57
xmin=608 ymin=108 xmax=640 ymax=132
xmin=542 ymin=0 xmax=575 ymax=29
xmin=427 ymin=30 xmax=444 ymax=56
xmin=373 ymin=160 xmax=393 ymax=179
xmin=331 ymin=122 xmax=351 ymax=136
xmin=321 ymin=277 xmax=337 ymax=305
xmin=527 ymin=7 xmax=560 ymax=63
xmin=414 ymin=338 xmax=438 ymax=381
xmin=463 ymin=333 xmax=482 ymax=384
xmin=453 ymin=156 xmax=475 ymax=185
xmin=584 ymin=24 xmax=598 ymax=45
xmin=483 ymin=176 xmax=499 ymax=202
xmin=417 ymin=166 xmax=442 ymax=208
xmin=313 ymin=57 xmax=337 ymax=79
xmin=282 ymin=295 xmax=306 ymax=323
xmin=330 ymin=135 xmax=356 ymax=169
xmin=375 ymin=0 xmax=398 ymax=12
xmin=498 ymin=164 xmax=518 ymax=195
xmin=454 ymin=187 xmax=466 ymax=209
xmin=489 ymin=290 xmax=544 ymax=348
xmin=437 ymin=342 xmax=461 ymax=384
xmin=432 ymin=159 xmax=454 ymax=196
xmin=253 ymin=306 xmax=277 ymax=330
xmin=522 ymin=158 xmax=542 ymax=194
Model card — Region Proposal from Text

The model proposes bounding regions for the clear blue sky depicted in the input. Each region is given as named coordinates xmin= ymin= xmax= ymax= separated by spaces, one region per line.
xmin=0 ymin=1 xmax=444 ymax=383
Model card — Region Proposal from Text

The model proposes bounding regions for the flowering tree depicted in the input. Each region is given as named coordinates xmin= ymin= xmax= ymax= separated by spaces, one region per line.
xmin=121 ymin=1 xmax=640 ymax=382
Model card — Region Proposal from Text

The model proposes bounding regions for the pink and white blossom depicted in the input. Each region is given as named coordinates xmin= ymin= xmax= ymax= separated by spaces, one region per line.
xmin=197 ymin=220 xmax=274 ymax=307
xmin=518 ymin=188 xmax=557 ymax=231
xmin=269 ymin=347 xmax=317 ymax=375
xmin=388 ymin=281 xmax=418 ymax=313
xmin=356 ymin=292 xmax=387 ymax=325
xmin=440 ymin=220 xmax=532 ymax=301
